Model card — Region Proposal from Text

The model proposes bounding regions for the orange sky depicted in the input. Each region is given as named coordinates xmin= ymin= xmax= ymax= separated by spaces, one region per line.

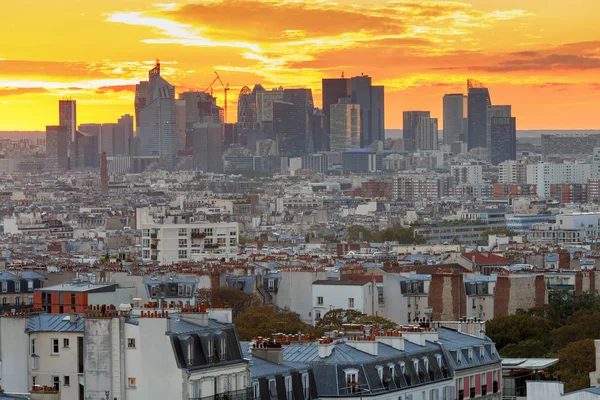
xmin=1 ymin=0 xmax=599 ymax=131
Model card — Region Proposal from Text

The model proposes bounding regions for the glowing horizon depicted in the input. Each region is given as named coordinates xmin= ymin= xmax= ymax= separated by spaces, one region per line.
xmin=1 ymin=0 xmax=600 ymax=131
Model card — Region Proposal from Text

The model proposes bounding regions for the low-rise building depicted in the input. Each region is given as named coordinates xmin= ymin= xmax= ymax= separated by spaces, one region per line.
xmin=312 ymin=280 xmax=379 ymax=324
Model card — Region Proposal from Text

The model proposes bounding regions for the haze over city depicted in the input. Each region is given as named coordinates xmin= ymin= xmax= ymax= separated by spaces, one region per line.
xmin=1 ymin=0 xmax=600 ymax=130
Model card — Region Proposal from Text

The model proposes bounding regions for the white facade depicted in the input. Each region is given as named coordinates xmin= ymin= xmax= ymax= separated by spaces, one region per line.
xmin=85 ymin=312 xmax=250 ymax=400
xmin=499 ymin=160 xmax=528 ymax=184
xmin=272 ymin=269 xmax=328 ymax=324
xmin=526 ymin=162 xmax=591 ymax=199
xmin=383 ymin=273 xmax=431 ymax=326
xmin=526 ymin=381 xmax=600 ymax=400
xmin=30 ymin=330 xmax=84 ymax=399
xmin=451 ymin=163 xmax=483 ymax=185
xmin=311 ymin=281 xmax=378 ymax=324
xmin=0 ymin=317 xmax=29 ymax=396
xmin=141 ymin=222 xmax=239 ymax=264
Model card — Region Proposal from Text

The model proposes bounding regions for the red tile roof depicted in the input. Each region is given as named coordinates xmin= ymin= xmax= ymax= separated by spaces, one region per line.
xmin=462 ymin=251 xmax=510 ymax=265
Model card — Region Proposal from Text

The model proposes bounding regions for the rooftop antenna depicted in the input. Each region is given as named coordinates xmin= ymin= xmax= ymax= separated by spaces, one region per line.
xmin=341 ymin=71 xmax=345 ymax=78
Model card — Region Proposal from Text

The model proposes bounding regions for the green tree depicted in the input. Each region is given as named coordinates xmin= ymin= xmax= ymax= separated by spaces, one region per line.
xmin=486 ymin=313 xmax=551 ymax=350
xmin=547 ymin=291 xmax=600 ymax=326
xmin=555 ymin=339 xmax=595 ymax=392
xmin=481 ymin=228 xmax=518 ymax=241
xmin=233 ymin=306 xmax=314 ymax=341
xmin=197 ymin=287 xmax=261 ymax=317
xmin=552 ymin=311 xmax=600 ymax=350
xmin=348 ymin=226 xmax=375 ymax=242
xmin=315 ymin=309 xmax=397 ymax=333
xmin=499 ymin=340 xmax=550 ymax=358
xmin=375 ymin=225 xmax=426 ymax=244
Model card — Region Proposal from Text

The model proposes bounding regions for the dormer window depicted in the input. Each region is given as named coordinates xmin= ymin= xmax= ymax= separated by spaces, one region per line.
xmin=187 ymin=342 xmax=194 ymax=365
xmin=207 ymin=339 xmax=214 ymax=361
xmin=480 ymin=347 xmax=485 ymax=358
xmin=220 ymin=337 xmax=227 ymax=360
xmin=344 ymin=368 xmax=359 ymax=393
xmin=423 ymin=357 xmax=429 ymax=372
xmin=388 ymin=363 xmax=396 ymax=377
xmin=468 ymin=348 xmax=473 ymax=361
xmin=376 ymin=365 xmax=384 ymax=382
xmin=400 ymin=362 xmax=406 ymax=375
xmin=456 ymin=351 xmax=462 ymax=364
xmin=491 ymin=345 xmax=496 ymax=356
xmin=436 ymin=354 xmax=442 ymax=368
xmin=413 ymin=359 xmax=419 ymax=373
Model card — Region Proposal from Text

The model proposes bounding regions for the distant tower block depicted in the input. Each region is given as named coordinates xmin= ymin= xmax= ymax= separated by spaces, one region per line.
xmin=100 ymin=152 xmax=109 ymax=194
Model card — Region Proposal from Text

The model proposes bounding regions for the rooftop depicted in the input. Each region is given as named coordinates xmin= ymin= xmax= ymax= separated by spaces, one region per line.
xmin=37 ymin=282 xmax=118 ymax=293
xmin=501 ymin=358 xmax=559 ymax=370
xmin=27 ymin=313 xmax=84 ymax=333
xmin=312 ymin=279 xmax=370 ymax=286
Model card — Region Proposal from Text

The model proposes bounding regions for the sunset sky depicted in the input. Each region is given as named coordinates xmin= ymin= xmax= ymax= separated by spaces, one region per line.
xmin=1 ymin=0 xmax=599 ymax=131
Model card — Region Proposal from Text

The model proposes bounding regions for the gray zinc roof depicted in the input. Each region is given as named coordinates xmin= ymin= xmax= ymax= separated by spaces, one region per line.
xmin=27 ymin=314 xmax=84 ymax=333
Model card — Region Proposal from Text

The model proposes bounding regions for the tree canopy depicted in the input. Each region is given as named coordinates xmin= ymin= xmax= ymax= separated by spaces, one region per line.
xmin=486 ymin=291 xmax=600 ymax=392
xmin=346 ymin=225 xmax=426 ymax=244
xmin=233 ymin=306 xmax=314 ymax=341
xmin=315 ymin=309 xmax=397 ymax=332
xmin=197 ymin=286 xmax=261 ymax=317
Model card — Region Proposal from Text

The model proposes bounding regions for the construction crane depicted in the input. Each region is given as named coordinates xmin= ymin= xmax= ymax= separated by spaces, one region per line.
xmin=214 ymin=71 xmax=230 ymax=124
xmin=202 ymin=71 xmax=230 ymax=123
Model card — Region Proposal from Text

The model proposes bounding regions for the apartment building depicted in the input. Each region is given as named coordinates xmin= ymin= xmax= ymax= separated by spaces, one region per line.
xmin=244 ymin=324 xmax=502 ymax=400
xmin=384 ymin=273 xmax=431 ymax=325
xmin=0 ymin=270 xmax=46 ymax=312
xmin=526 ymin=162 xmax=591 ymax=199
xmin=311 ymin=280 xmax=378 ymax=324
xmin=141 ymin=221 xmax=239 ymax=264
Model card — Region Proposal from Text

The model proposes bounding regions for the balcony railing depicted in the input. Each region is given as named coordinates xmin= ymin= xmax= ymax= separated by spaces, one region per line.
xmin=190 ymin=388 xmax=253 ymax=400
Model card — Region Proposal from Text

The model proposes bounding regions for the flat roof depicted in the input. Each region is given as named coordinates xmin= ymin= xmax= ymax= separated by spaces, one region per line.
xmin=312 ymin=280 xmax=369 ymax=286
xmin=502 ymin=358 xmax=559 ymax=370
xmin=37 ymin=282 xmax=118 ymax=293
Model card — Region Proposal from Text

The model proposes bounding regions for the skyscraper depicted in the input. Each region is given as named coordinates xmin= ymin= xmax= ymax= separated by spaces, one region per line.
xmin=179 ymin=91 xmax=222 ymax=151
xmin=256 ymin=87 xmax=284 ymax=126
xmin=273 ymin=89 xmax=314 ymax=157
xmin=323 ymin=75 xmax=385 ymax=148
xmin=312 ymin=108 xmax=327 ymax=152
xmin=135 ymin=61 xmax=177 ymax=167
xmin=416 ymin=116 xmax=439 ymax=151
xmin=115 ymin=114 xmax=134 ymax=155
xmin=45 ymin=125 xmax=68 ymax=170
xmin=322 ymin=78 xmax=351 ymax=144
xmin=350 ymin=75 xmax=372 ymax=148
xmin=329 ymin=99 xmax=360 ymax=152
xmin=100 ymin=152 xmax=109 ymax=194
xmin=443 ymin=94 xmax=467 ymax=145
xmin=467 ymin=79 xmax=491 ymax=150
xmin=59 ymin=99 xmax=76 ymax=142
xmin=370 ymin=85 xmax=385 ymax=144
xmin=403 ymin=111 xmax=431 ymax=152
xmin=487 ymin=105 xmax=516 ymax=165
xmin=175 ymin=99 xmax=187 ymax=154
xmin=59 ymin=99 xmax=77 ymax=169
xmin=192 ymin=122 xmax=223 ymax=173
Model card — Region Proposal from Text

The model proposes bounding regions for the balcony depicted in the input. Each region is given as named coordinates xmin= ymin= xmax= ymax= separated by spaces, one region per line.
xmin=205 ymin=243 xmax=220 ymax=249
xmin=191 ymin=388 xmax=252 ymax=400
xmin=150 ymin=233 xmax=157 ymax=239
xmin=191 ymin=232 xmax=207 ymax=239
